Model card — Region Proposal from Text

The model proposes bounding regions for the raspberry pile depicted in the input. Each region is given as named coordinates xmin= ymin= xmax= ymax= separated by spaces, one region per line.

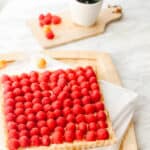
xmin=38 ymin=13 xmax=62 ymax=40
xmin=1 ymin=66 xmax=109 ymax=150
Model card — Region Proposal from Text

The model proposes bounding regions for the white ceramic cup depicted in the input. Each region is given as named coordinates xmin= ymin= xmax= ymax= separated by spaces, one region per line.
xmin=70 ymin=0 xmax=103 ymax=27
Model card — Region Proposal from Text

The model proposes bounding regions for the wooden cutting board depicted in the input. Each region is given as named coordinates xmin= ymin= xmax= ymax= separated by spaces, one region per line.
xmin=45 ymin=50 xmax=138 ymax=150
xmin=28 ymin=7 xmax=122 ymax=49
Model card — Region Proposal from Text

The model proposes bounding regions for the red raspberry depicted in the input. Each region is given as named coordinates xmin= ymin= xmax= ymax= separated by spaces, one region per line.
xmin=50 ymin=74 xmax=58 ymax=82
xmin=8 ymin=129 xmax=19 ymax=138
xmin=18 ymin=124 xmax=26 ymax=131
xmin=33 ymin=90 xmax=42 ymax=99
xmin=41 ymin=135 xmax=50 ymax=146
xmin=39 ymin=14 xmax=45 ymax=20
xmin=36 ymin=111 xmax=46 ymax=120
xmin=57 ymin=91 xmax=68 ymax=101
xmin=52 ymin=15 xmax=61 ymax=24
xmin=31 ymin=135 xmax=41 ymax=146
xmin=15 ymin=96 xmax=24 ymax=102
xmin=47 ymin=111 xmax=55 ymax=119
xmin=16 ymin=115 xmax=26 ymax=124
xmin=14 ymin=108 xmax=24 ymax=116
xmin=63 ymin=98 xmax=72 ymax=107
xmin=82 ymin=96 xmax=91 ymax=105
xmin=73 ymin=104 xmax=84 ymax=115
xmin=52 ymin=86 xmax=61 ymax=95
xmin=76 ymin=114 xmax=85 ymax=123
xmin=30 ymin=127 xmax=39 ymax=136
xmin=77 ymin=75 xmax=86 ymax=83
xmin=40 ymin=82 xmax=49 ymax=91
xmin=54 ymin=126 xmax=64 ymax=134
xmin=42 ymin=91 xmax=50 ymax=97
xmin=97 ymin=121 xmax=108 ymax=128
xmin=19 ymin=136 xmax=30 ymax=147
xmin=46 ymin=31 xmax=55 ymax=40
xmin=1 ymin=74 xmax=10 ymax=83
xmin=95 ymin=102 xmax=104 ymax=111
xmin=56 ymin=117 xmax=66 ymax=127
xmin=78 ymin=122 xmax=87 ymax=133
xmin=52 ymin=131 xmax=63 ymax=144
xmin=43 ymin=104 xmax=52 ymax=112
xmin=40 ymin=126 xmax=50 ymax=135
xmin=66 ymin=122 xmax=76 ymax=131
xmin=50 ymin=94 xmax=56 ymax=102
xmin=91 ymin=82 xmax=99 ymax=90
xmin=73 ymin=99 xmax=82 ymax=105
xmin=7 ymin=121 xmax=17 ymax=130
xmin=86 ymin=131 xmax=96 ymax=141
xmin=57 ymin=78 xmax=66 ymax=88
xmin=84 ymin=104 xmax=95 ymax=114
xmin=33 ymin=103 xmax=42 ymax=112
xmin=53 ymin=109 xmax=61 ymax=118
xmin=96 ymin=111 xmax=106 ymax=121
xmin=97 ymin=129 xmax=109 ymax=140
xmin=75 ymin=130 xmax=83 ymax=140
xmin=66 ymin=114 xmax=75 ymax=122
xmin=20 ymin=78 xmax=30 ymax=86
xmin=63 ymin=107 xmax=72 ymax=116
xmin=8 ymin=138 xmax=20 ymax=150
xmin=91 ymin=90 xmax=101 ymax=102
xmin=12 ymin=81 xmax=20 ymax=88
xmin=37 ymin=120 xmax=46 ymax=128
xmin=24 ymin=93 xmax=33 ymax=101
xmin=65 ymin=130 xmax=74 ymax=142
xmin=86 ymin=114 xmax=96 ymax=123
xmin=31 ymin=83 xmax=41 ymax=91
xmin=32 ymin=98 xmax=40 ymax=104
xmin=4 ymin=106 xmax=13 ymax=114
xmin=26 ymin=121 xmax=35 ymax=129
xmin=80 ymin=81 xmax=90 ymax=89
xmin=25 ymin=108 xmax=33 ymax=114
xmin=24 ymin=101 xmax=32 ymax=108
xmin=52 ymin=101 xmax=62 ymax=110
xmin=6 ymin=113 xmax=16 ymax=122
xmin=15 ymin=102 xmax=24 ymax=109
xmin=47 ymin=119 xmax=56 ymax=131
xmin=89 ymin=76 xmax=97 ymax=83
xmin=85 ymin=69 xmax=95 ymax=78
xmin=27 ymin=113 xmax=35 ymax=121
xmin=20 ymin=130 xmax=29 ymax=137
xmin=71 ymin=90 xmax=81 ymax=99
xmin=5 ymin=98 xmax=15 ymax=106
xmin=67 ymin=73 xmax=76 ymax=81
xmin=88 ymin=122 xmax=97 ymax=131
xmin=81 ymin=88 xmax=89 ymax=96
xmin=22 ymin=86 xmax=31 ymax=93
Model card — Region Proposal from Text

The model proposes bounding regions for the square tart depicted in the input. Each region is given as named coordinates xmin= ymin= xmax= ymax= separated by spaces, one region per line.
xmin=0 ymin=66 xmax=116 ymax=150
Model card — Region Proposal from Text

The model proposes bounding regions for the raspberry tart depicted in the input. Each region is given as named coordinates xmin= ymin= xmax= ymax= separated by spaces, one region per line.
xmin=0 ymin=66 xmax=115 ymax=150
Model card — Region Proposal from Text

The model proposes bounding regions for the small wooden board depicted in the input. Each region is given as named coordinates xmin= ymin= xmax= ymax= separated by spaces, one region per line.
xmin=28 ymin=7 xmax=122 ymax=49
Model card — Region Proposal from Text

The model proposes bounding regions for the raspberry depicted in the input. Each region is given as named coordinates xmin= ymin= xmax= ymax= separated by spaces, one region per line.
xmin=85 ymin=69 xmax=95 ymax=78
xmin=91 ymin=90 xmax=101 ymax=102
xmin=40 ymin=82 xmax=49 ymax=90
xmin=24 ymin=93 xmax=33 ymax=101
xmin=16 ymin=115 xmax=26 ymax=124
xmin=25 ymin=108 xmax=33 ymax=114
xmin=47 ymin=119 xmax=56 ymax=131
xmin=81 ymin=88 xmax=89 ymax=96
xmin=24 ymin=101 xmax=32 ymax=108
xmin=31 ymin=83 xmax=40 ymax=91
xmin=89 ymin=76 xmax=97 ymax=83
xmin=73 ymin=99 xmax=82 ymax=105
xmin=52 ymin=15 xmax=61 ymax=24
xmin=82 ymin=96 xmax=91 ymax=105
xmin=52 ymin=131 xmax=63 ymax=144
xmin=31 ymin=135 xmax=41 ymax=146
xmin=84 ymin=104 xmax=95 ymax=114
xmin=63 ymin=99 xmax=72 ymax=107
xmin=80 ymin=81 xmax=90 ymax=89
xmin=67 ymin=73 xmax=76 ymax=81
xmin=20 ymin=130 xmax=29 ymax=137
xmin=41 ymin=135 xmax=50 ymax=146
xmin=30 ymin=128 xmax=39 ymax=136
xmin=78 ymin=122 xmax=87 ymax=133
xmin=47 ymin=111 xmax=55 ymax=119
xmin=33 ymin=103 xmax=42 ymax=112
xmin=18 ymin=124 xmax=26 ymax=131
xmin=22 ymin=86 xmax=31 ymax=93
xmin=26 ymin=121 xmax=35 ymax=129
xmin=96 ymin=111 xmax=106 ymax=121
xmin=5 ymin=98 xmax=15 ymax=106
xmin=19 ymin=136 xmax=30 ymax=147
xmin=36 ymin=111 xmax=46 ymax=120
xmin=97 ymin=129 xmax=109 ymax=140
xmin=75 ymin=130 xmax=83 ymax=140
xmin=88 ymin=122 xmax=97 ymax=131
xmin=33 ymin=90 xmax=42 ymax=99
xmin=85 ymin=114 xmax=96 ymax=123
xmin=39 ymin=14 xmax=45 ymax=20
xmin=71 ymin=90 xmax=81 ymax=99
xmin=66 ymin=122 xmax=75 ymax=131
xmin=57 ymin=91 xmax=68 ymax=101
xmin=8 ymin=129 xmax=19 ymax=138
xmin=63 ymin=107 xmax=72 ymax=116
xmin=54 ymin=126 xmax=64 ymax=134
xmin=6 ymin=113 xmax=16 ymax=122
xmin=76 ymin=114 xmax=85 ymax=123
xmin=72 ymin=104 xmax=84 ymax=115
xmin=37 ymin=120 xmax=46 ymax=128
xmin=91 ymin=82 xmax=99 ymax=90
xmin=43 ymin=104 xmax=52 ymax=112
xmin=77 ymin=75 xmax=86 ymax=83
xmin=20 ymin=78 xmax=30 ymax=86
xmin=65 ymin=130 xmax=74 ymax=142
xmin=46 ymin=31 xmax=55 ymax=39
xmin=7 ymin=122 xmax=17 ymax=130
xmin=95 ymin=102 xmax=104 ymax=111
xmin=52 ymin=101 xmax=62 ymax=110
xmin=57 ymin=78 xmax=66 ymax=88
xmin=40 ymin=126 xmax=50 ymax=135
xmin=97 ymin=121 xmax=108 ymax=128
xmin=32 ymin=98 xmax=40 ymax=104
xmin=86 ymin=131 xmax=96 ymax=141
xmin=12 ymin=81 xmax=20 ymax=88
xmin=42 ymin=91 xmax=50 ymax=97
xmin=53 ymin=109 xmax=61 ymax=118
xmin=66 ymin=114 xmax=75 ymax=122
xmin=15 ymin=96 xmax=24 ymax=102
xmin=56 ymin=117 xmax=66 ymax=127
xmin=8 ymin=138 xmax=20 ymax=150
xmin=52 ymin=86 xmax=61 ymax=95
xmin=15 ymin=102 xmax=24 ymax=109
xmin=27 ymin=113 xmax=35 ymax=121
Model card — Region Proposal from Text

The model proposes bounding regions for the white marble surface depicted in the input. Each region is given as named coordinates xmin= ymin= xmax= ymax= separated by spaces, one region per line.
xmin=0 ymin=0 xmax=150 ymax=149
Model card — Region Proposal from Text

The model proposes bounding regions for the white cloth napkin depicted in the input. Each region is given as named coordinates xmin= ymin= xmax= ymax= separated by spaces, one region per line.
xmin=0 ymin=52 xmax=138 ymax=150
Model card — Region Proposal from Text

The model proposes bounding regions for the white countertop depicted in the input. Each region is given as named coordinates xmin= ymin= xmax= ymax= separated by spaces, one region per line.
xmin=0 ymin=0 xmax=150 ymax=149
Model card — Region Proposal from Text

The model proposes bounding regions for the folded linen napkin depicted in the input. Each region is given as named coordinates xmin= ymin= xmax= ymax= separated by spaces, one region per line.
xmin=0 ymin=52 xmax=138 ymax=150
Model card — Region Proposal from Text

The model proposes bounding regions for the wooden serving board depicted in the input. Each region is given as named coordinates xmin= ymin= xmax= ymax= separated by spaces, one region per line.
xmin=28 ymin=7 xmax=122 ymax=49
xmin=44 ymin=50 xmax=138 ymax=150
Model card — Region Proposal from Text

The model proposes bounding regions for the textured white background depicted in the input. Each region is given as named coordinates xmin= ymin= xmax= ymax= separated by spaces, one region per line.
xmin=0 ymin=0 xmax=150 ymax=149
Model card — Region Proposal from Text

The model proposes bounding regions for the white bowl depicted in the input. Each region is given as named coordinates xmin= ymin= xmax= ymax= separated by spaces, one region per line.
xmin=70 ymin=0 xmax=103 ymax=27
